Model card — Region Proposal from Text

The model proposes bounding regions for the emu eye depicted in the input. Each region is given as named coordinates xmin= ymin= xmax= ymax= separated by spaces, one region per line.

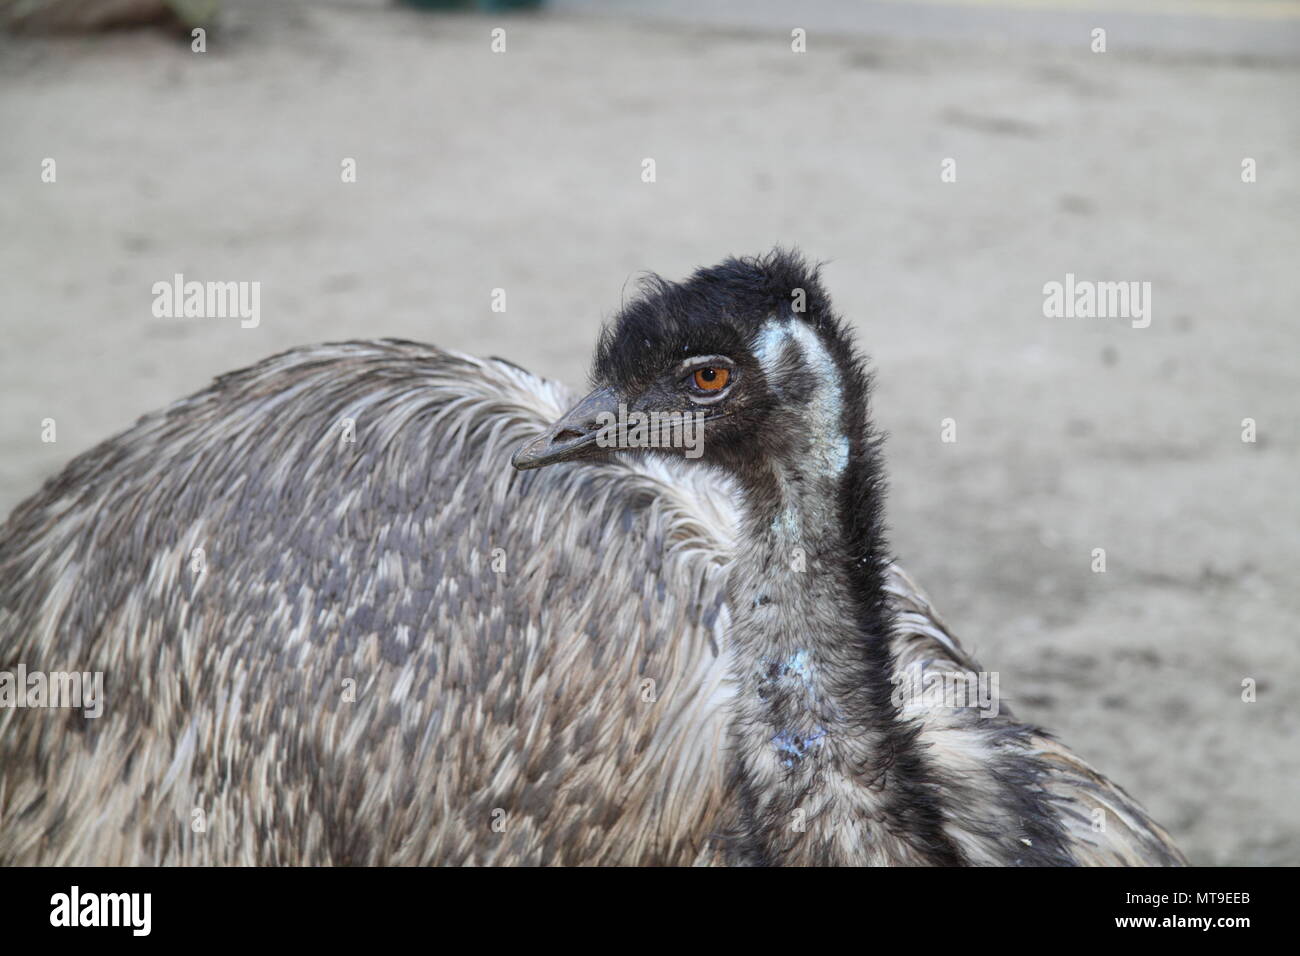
xmin=692 ymin=367 xmax=730 ymax=391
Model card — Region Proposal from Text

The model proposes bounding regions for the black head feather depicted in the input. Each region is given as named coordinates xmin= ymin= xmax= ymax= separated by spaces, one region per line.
xmin=591 ymin=248 xmax=887 ymax=594
xmin=593 ymin=248 xmax=844 ymax=392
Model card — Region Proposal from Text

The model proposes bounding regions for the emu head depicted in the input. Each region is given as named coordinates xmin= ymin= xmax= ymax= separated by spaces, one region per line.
xmin=512 ymin=249 xmax=870 ymax=489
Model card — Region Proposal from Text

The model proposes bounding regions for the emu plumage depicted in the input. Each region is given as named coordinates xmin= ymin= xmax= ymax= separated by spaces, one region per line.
xmin=0 ymin=253 xmax=1185 ymax=865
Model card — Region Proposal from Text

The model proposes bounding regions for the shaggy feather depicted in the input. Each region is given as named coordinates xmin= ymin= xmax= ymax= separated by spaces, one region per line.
xmin=0 ymin=251 xmax=1186 ymax=866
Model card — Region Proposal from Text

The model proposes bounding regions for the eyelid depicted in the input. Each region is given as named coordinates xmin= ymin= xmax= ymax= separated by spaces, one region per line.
xmin=679 ymin=356 xmax=735 ymax=404
xmin=674 ymin=354 xmax=734 ymax=376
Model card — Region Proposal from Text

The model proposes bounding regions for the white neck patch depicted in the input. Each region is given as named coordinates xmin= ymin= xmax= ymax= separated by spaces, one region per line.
xmin=753 ymin=316 xmax=850 ymax=476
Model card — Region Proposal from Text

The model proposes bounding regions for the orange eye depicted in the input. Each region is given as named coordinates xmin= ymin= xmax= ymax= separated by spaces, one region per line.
xmin=693 ymin=367 xmax=730 ymax=391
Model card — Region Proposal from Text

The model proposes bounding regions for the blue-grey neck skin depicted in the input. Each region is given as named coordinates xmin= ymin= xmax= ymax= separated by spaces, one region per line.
xmin=717 ymin=315 xmax=964 ymax=866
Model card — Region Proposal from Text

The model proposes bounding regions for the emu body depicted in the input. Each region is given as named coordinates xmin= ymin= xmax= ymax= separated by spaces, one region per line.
xmin=1 ymin=254 xmax=1186 ymax=866
xmin=1 ymin=342 xmax=734 ymax=864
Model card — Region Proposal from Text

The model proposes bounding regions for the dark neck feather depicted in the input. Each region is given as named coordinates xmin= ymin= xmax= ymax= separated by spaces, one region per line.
xmin=723 ymin=343 xmax=964 ymax=866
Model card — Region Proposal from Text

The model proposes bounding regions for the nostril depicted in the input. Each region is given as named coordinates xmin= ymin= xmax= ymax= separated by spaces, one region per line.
xmin=555 ymin=428 xmax=584 ymax=443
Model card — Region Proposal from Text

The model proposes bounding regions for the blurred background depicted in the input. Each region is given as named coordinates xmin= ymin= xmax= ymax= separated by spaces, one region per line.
xmin=1 ymin=0 xmax=1297 ymax=864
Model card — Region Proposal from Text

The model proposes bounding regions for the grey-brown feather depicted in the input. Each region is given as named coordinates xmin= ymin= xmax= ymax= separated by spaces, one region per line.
xmin=886 ymin=567 xmax=1186 ymax=866
xmin=0 ymin=339 xmax=1184 ymax=865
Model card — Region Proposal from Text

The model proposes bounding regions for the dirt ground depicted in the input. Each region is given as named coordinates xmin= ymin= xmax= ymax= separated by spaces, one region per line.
xmin=1 ymin=0 xmax=1297 ymax=864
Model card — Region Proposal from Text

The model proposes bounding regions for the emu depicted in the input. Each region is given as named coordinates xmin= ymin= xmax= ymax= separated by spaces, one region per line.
xmin=0 ymin=250 xmax=1186 ymax=866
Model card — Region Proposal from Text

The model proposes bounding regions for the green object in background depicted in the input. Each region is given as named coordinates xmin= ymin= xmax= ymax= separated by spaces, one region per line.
xmin=166 ymin=0 xmax=217 ymax=28
xmin=400 ymin=0 xmax=544 ymax=11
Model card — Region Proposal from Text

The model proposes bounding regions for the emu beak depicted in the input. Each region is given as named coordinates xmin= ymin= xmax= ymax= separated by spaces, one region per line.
xmin=511 ymin=386 xmax=621 ymax=470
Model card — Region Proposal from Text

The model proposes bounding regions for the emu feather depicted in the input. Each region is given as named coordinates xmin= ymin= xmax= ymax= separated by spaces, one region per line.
xmin=0 ymin=253 xmax=1186 ymax=866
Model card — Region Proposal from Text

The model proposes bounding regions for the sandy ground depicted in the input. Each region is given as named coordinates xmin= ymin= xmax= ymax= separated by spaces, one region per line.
xmin=1 ymin=0 xmax=1298 ymax=864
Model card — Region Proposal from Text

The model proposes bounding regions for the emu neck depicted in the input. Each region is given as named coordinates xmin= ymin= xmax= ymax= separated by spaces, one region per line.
xmin=723 ymin=319 xmax=957 ymax=865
